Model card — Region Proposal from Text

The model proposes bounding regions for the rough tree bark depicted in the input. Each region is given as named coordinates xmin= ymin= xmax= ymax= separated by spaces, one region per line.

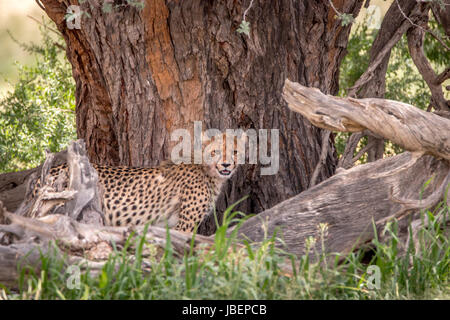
xmin=36 ymin=0 xmax=364 ymax=234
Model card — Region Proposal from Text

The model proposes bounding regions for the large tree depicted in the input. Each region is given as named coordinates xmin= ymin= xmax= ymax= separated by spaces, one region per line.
xmin=1 ymin=1 xmax=449 ymax=283
xmin=35 ymin=0 xmax=363 ymax=234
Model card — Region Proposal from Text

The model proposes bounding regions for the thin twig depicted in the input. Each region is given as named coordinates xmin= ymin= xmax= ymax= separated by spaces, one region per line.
xmin=396 ymin=0 xmax=450 ymax=51
xmin=243 ymin=0 xmax=256 ymax=21
xmin=27 ymin=15 xmax=61 ymax=37
xmin=35 ymin=0 xmax=45 ymax=11
xmin=351 ymin=139 xmax=377 ymax=163
xmin=309 ymin=130 xmax=331 ymax=188
xmin=328 ymin=0 xmax=342 ymax=17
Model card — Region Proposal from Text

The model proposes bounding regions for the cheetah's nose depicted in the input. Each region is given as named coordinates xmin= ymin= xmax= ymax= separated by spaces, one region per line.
xmin=222 ymin=163 xmax=230 ymax=168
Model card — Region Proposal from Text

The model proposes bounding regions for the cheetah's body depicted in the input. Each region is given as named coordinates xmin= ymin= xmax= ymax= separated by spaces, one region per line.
xmin=42 ymin=133 xmax=245 ymax=232
xmin=95 ymin=162 xmax=224 ymax=232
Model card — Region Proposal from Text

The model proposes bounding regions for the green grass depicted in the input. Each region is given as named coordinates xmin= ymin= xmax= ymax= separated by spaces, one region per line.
xmin=1 ymin=199 xmax=448 ymax=300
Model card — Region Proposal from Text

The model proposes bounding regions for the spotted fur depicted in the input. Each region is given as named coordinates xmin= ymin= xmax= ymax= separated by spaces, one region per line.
xmin=35 ymin=133 xmax=245 ymax=232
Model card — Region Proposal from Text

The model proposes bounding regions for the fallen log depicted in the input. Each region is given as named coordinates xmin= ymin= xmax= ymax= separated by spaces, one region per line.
xmin=0 ymin=167 xmax=38 ymax=215
xmin=236 ymin=152 xmax=449 ymax=257
xmin=0 ymin=204 xmax=216 ymax=289
xmin=234 ymin=79 xmax=449 ymax=256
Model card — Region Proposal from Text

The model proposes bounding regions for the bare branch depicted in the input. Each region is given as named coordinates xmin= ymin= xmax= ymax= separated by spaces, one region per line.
xmin=283 ymin=79 xmax=450 ymax=161
xmin=430 ymin=0 xmax=450 ymax=38
xmin=351 ymin=138 xmax=377 ymax=163
xmin=396 ymin=0 xmax=450 ymax=51
xmin=436 ymin=67 xmax=450 ymax=84
xmin=338 ymin=133 xmax=364 ymax=169
xmin=407 ymin=19 xmax=450 ymax=112
xmin=347 ymin=18 xmax=412 ymax=97
xmin=376 ymin=171 xmax=450 ymax=225
xmin=309 ymin=130 xmax=331 ymax=188
xmin=347 ymin=2 xmax=429 ymax=97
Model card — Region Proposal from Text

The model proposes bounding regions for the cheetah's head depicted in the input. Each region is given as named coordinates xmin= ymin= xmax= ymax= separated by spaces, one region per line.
xmin=202 ymin=132 xmax=246 ymax=179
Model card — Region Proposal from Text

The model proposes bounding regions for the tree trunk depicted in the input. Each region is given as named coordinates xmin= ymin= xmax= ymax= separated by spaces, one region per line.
xmin=38 ymin=0 xmax=363 ymax=234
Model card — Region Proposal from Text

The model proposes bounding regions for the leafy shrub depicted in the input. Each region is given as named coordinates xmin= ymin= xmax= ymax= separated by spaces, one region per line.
xmin=0 ymin=22 xmax=76 ymax=173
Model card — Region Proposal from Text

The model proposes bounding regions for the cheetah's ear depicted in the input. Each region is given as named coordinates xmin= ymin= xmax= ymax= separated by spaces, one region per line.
xmin=201 ymin=130 xmax=223 ymax=147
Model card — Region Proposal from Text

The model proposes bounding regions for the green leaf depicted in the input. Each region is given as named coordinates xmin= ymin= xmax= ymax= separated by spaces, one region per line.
xmin=237 ymin=20 xmax=251 ymax=37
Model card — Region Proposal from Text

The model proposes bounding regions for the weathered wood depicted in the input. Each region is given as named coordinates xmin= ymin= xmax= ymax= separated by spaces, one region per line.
xmin=282 ymin=79 xmax=450 ymax=161
xmin=232 ymin=80 xmax=450 ymax=257
xmin=13 ymin=140 xmax=104 ymax=226
xmin=0 ymin=148 xmax=70 ymax=214
xmin=0 ymin=168 xmax=38 ymax=213
xmin=0 ymin=207 xmax=217 ymax=289
xmin=237 ymin=152 xmax=449 ymax=257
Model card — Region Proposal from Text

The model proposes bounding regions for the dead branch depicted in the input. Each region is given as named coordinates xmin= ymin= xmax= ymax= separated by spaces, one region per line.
xmin=282 ymin=79 xmax=450 ymax=161
xmin=431 ymin=0 xmax=450 ymax=38
xmin=0 ymin=167 xmax=39 ymax=214
xmin=0 ymin=205 xmax=217 ymax=289
xmin=309 ymin=130 xmax=331 ymax=187
xmin=337 ymin=133 xmax=363 ymax=169
xmin=407 ymin=20 xmax=450 ymax=112
xmin=347 ymin=1 xmax=428 ymax=97
xmin=236 ymin=151 xmax=449 ymax=257
xmin=396 ymin=0 xmax=450 ymax=51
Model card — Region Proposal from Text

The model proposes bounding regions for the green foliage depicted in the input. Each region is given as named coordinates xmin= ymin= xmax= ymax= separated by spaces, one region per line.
xmin=0 ymin=23 xmax=76 ymax=173
xmin=2 ymin=197 xmax=448 ymax=300
xmin=339 ymin=23 xmax=374 ymax=98
xmin=337 ymin=13 xmax=450 ymax=160
xmin=336 ymin=13 xmax=355 ymax=27
xmin=237 ymin=21 xmax=251 ymax=37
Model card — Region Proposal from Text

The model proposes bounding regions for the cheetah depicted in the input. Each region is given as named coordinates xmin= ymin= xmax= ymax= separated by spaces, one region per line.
xmin=39 ymin=133 xmax=246 ymax=232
